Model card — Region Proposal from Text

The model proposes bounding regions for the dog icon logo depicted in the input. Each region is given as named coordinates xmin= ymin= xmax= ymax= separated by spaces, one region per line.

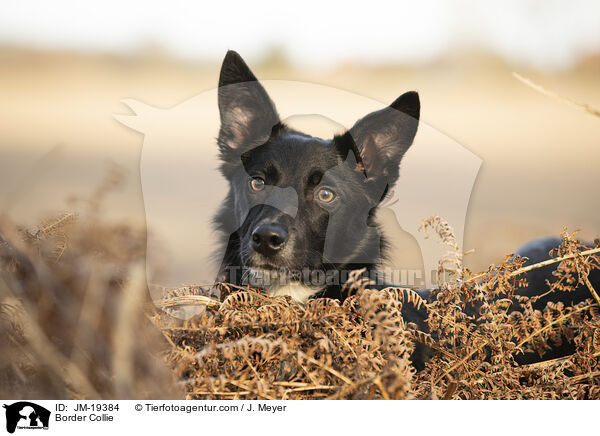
xmin=3 ymin=402 xmax=50 ymax=434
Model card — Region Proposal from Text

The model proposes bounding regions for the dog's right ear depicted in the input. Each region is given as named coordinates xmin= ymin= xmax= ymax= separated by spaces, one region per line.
xmin=217 ymin=51 xmax=280 ymax=153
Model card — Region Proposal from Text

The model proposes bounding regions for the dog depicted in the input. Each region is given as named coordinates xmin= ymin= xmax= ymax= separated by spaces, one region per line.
xmin=212 ymin=50 xmax=597 ymax=367
xmin=214 ymin=50 xmax=420 ymax=304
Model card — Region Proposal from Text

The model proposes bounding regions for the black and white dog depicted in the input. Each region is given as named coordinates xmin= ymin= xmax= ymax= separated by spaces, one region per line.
xmin=212 ymin=50 xmax=596 ymax=312
xmin=211 ymin=50 xmax=599 ymax=366
xmin=214 ymin=50 xmax=419 ymax=302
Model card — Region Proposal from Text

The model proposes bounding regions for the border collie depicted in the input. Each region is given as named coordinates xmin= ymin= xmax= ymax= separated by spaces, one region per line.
xmin=214 ymin=50 xmax=420 ymax=303
xmin=210 ymin=50 xmax=598 ymax=367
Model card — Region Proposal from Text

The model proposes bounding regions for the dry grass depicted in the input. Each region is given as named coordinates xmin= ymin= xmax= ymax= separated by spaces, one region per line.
xmin=513 ymin=72 xmax=600 ymax=118
xmin=1 ymin=170 xmax=598 ymax=399
xmin=0 ymin=171 xmax=180 ymax=399
xmin=155 ymin=219 xmax=600 ymax=400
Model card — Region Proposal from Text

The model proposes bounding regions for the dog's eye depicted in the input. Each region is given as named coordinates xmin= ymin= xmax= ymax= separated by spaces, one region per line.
xmin=249 ymin=177 xmax=265 ymax=192
xmin=316 ymin=187 xmax=336 ymax=203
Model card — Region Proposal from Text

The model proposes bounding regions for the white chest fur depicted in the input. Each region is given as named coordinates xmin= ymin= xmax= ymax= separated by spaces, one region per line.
xmin=268 ymin=283 xmax=322 ymax=303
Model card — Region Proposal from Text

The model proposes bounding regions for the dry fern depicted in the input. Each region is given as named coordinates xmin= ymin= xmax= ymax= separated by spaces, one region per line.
xmin=1 ymin=178 xmax=598 ymax=400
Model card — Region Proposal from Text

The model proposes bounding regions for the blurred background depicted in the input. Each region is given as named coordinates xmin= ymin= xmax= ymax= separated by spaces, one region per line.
xmin=1 ymin=0 xmax=599 ymax=281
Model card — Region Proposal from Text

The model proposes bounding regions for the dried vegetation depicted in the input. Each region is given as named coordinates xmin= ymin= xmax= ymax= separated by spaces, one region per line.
xmin=1 ymin=79 xmax=599 ymax=399
xmin=1 ymin=172 xmax=598 ymax=400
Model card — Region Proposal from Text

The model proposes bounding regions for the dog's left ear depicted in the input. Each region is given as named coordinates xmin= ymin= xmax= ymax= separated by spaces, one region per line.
xmin=217 ymin=50 xmax=281 ymax=153
xmin=341 ymin=91 xmax=420 ymax=185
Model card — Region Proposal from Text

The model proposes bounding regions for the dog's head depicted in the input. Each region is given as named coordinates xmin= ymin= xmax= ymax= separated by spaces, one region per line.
xmin=215 ymin=51 xmax=419 ymax=290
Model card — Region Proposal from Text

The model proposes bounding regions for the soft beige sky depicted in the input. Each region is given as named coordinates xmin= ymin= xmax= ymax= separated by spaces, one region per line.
xmin=1 ymin=1 xmax=599 ymax=69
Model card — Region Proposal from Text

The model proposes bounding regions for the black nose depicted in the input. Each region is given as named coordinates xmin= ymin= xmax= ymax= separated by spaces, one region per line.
xmin=251 ymin=224 xmax=288 ymax=256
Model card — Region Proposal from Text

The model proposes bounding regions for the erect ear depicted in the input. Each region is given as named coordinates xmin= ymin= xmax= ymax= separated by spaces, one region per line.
xmin=217 ymin=50 xmax=281 ymax=153
xmin=340 ymin=91 xmax=420 ymax=186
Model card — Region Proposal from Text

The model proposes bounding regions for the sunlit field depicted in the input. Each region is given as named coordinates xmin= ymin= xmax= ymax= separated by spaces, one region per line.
xmin=1 ymin=46 xmax=599 ymax=399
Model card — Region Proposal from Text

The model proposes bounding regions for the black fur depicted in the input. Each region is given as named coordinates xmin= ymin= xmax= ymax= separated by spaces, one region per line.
xmin=214 ymin=50 xmax=420 ymax=302
xmin=511 ymin=238 xmax=600 ymax=364
xmin=211 ymin=51 xmax=595 ymax=369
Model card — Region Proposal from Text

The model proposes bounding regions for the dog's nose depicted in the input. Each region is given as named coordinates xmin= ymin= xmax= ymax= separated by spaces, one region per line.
xmin=251 ymin=224 xmax=288 ymax=256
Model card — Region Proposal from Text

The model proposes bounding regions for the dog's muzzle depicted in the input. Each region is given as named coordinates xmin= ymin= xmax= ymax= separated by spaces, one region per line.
xmin=250 ymin=223 xmax=288 ymax=257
